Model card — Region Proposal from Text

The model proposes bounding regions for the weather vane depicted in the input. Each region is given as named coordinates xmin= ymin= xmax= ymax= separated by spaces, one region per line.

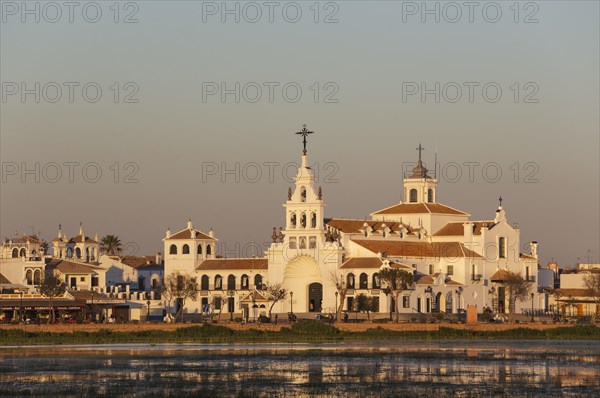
xmin=295 ymin=124 xmax=314 ymax=155
xmin=499 ymin=196 xmax=503 ymax=206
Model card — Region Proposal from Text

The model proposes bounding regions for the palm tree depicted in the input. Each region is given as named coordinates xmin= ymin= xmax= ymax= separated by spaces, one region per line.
xmin=100 ymin=235 xmax=122 ymax=256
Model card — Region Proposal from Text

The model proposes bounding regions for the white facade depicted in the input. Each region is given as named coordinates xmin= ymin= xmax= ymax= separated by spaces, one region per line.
xmin=162 ymin=142 xmax=541 ymax=318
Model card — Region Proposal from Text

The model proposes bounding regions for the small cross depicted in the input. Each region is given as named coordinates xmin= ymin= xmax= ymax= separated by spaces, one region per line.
xmin=499 ymin=196 xmax=503 ymax=206
xmin=416 ymin=144 xmax=424 ymax=162
xmin=295 ymin=125 xmax=314 ymax=155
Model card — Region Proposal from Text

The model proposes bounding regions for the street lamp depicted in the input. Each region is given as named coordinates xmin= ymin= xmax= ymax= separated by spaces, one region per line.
xmin=530 ymin=292 xmax=535 ymax=323
xmin=147 ymin=298 xmax=151 ymax=322
xmin=334 ymin=291 xmax=338 ymax=319
xmin=290 ymin=291 xmax=294 ymax=315
xmin=19 ymin=290 xmax=24 ymax=323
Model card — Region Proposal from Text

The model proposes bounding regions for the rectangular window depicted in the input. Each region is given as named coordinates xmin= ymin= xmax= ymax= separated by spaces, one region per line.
xmin=428 ymin=264 xmax=433 ymax=275
xmin=447 ymin=265 xmax=454 ymax=276
xmin=499 ymin=237 xmax=506 ymax=259
xmin=80 ymin=277 xmax=85 ymax=282
xmin=214 ymin=297 xmax=222 ymax=310
xmin=177 ymin=275 xmax=184 ymax=291
xmin=526 ymin=266 xmax=530 ymax=280
xmin=289 ymin=237 xmax=297 ymax=249
xmin=347 ymin=297 xmax=354 ymax=311
xmin=402 ymin=296 xmax=410 ymax=308
xmin=309 ymin=236 xmax=316 ymax=249
xmin=471 ymin=264 xmax=476 ymax=280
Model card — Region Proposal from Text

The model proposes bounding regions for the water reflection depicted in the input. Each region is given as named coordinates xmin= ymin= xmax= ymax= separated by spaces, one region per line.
xmin=1 ymin=340 xmax=599 ymax=397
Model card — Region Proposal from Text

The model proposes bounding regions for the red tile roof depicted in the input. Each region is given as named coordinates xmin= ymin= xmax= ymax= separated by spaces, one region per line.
xmin=490 ymin=269 xmax=512 ymax=282
xmin=168 ymin=228 xmax=214 ymax=240
xmin=351 ymin=240 xmax=483 ymax=259
xmin=340 ymin=257 xmax=383 ymax=269
xmin=327 ymin=219 xmax=412 ymax=235
xmin=372 ymin=202 xmax=468 ymax=216
xmin=433 ymin=221 xmax=496 ymax=236
xmin=196 ymin=258 xmax=268 ymax=271
xmin=555 ymin=288 xmax=596 ymax=298
xmin=69 ymin=234 xmax=97 ymax=244
xmin=47 ymin=259 xmax=104 ymax=274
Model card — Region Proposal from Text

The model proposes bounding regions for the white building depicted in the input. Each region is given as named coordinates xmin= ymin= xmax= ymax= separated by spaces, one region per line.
xmin=163 ymin=131 xmax=541 ymax=319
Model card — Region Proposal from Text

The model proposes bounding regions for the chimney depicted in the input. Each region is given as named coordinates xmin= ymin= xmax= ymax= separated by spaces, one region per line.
xmin=187 ymin=218 xmax=193 ymax=230
xmin=166 ymin=228 xmax=171 ymax=239
xmin=463 ymin=222 xmax=473 ymax=243
xmin=209 ymin=228 xmax=214 ymax=238
xmin=530 ymin=241 xmax=538 ymax=259
xmin=156 ymin=252 xmax=162 ymax=264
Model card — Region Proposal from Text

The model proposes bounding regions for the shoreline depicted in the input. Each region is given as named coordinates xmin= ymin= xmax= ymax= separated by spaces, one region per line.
xmin=1 ymin=321 xmax=598 ymax=346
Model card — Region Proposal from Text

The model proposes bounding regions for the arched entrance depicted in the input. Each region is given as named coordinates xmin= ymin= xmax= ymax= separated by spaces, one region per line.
xmin=435 ymin=292 xmax=442 ymax=313
xmin=308 ymin=283 xmax=322 ymax=312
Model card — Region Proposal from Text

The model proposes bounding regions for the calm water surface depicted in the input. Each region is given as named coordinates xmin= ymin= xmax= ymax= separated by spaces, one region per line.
xmin=1 ymin=340 xmax=599 ymax=397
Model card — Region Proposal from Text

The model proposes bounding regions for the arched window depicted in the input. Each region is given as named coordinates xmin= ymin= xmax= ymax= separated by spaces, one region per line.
xmin=427 ymin=189 xmax=434 ymax=203
xmin=241 ymin=274 xmax=249 ymax=289
xmin=26 ymin=269 xmax=33 ymax=285
xmin=372 ymin=273 xmax=380 ymax=289
xmin=169 ymin=244 xmax=177 ymax=255
xmin=498 ymin=237 xmax=506 ymax=259
xmin=214 ymin=275 xmax=223 ymax=290
xmin=19 ymin=248 xmax=26 ymax=257
xmin=300 ymin=213 xmax=306 ymax=228
xmin=182 ymin=244 xmax=190 ymax=254
xmin=409 ymin=189 xmax=418 ymax=203
xmin=197 ymin=244 xmax=203 ymax=254
xmin=347 ymin=273 xmax=355 ymax=289
xmin=206 ymin=245 xmax=212 ymax=255
xmin=445 ymin=291 xmax=453 ymax=313
xmin=201 ymin=275 xmax=209 ymax=290
xmin=359 ymin=273 xmax=368 ymax=289
xmin=33 ymin=269 xmax=41 ymax=285
xmin=75 ymin=248 xmax=81 ymax=259
xmin=11 ymin=248 xmax=18 ymax=258
xmin=300 ymin=187 xmax=306 ymax=202
xmin=254 ymin=274 xmax=263 ymax=290
xmin=311 ymin=212 xmax=317 ymax=228
xmin=289 ymin=237 xmax=297 ymax=249
xmin=66 ymin=247 xmax=73 ymax=258
xmin=227 ymin=274 xmax=236 ymax=291
xmin=290 ymin=213 xmax=297 ymax=228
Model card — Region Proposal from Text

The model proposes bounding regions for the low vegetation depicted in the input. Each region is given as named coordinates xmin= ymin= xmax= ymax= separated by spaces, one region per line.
xmin=0 ymin=322 xmax=598 ymax=346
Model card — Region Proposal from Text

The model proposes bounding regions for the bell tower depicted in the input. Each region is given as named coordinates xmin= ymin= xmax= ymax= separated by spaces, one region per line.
xmin=282 ymin=125 xmax=326 ymax=249
xmin=403 ymin=143 xmax=438 ymax=204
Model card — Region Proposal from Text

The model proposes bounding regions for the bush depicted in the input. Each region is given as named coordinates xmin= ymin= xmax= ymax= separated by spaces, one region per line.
xmin=411 ymin=317 xmax=417 ymax=323
xmin=434 ymin=313 xmax=444 ymax=321
xmin=234 ymin=317 xmax=243 ymax=323
xmin=258 ymin=315 xmax=270 ymax=323
xmin=480 ymin=312 xmax=492 ymax=321
xmin=291 ymin=320 xmax=339 ymax=336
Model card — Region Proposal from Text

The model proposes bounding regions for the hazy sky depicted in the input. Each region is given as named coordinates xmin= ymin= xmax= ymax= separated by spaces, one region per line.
xmin=1 ymin=1 xmax=598 ymax=266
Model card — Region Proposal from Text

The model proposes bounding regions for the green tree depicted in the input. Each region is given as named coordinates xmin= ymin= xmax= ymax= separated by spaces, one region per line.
xmin=265 ymin=283 xmax=287 ymax=321
xmin=100 ymin=235 xmax=123 ymax=256
xmin=39 ymin=275 xmax=67 ymax=324
xmin=379 ymin=267 xmax=414 ymax=322
xmin=354 ymin=293 xmax=378 ymax=321
xmin=504 ymin=272 xmax=532 ymax=320
xmin=212 ymin=295 xmax=227 ymax=323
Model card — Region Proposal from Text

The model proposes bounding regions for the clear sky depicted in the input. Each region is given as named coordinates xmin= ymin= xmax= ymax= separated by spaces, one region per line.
xmin=1 ymin=1 xmax=598 ymax=266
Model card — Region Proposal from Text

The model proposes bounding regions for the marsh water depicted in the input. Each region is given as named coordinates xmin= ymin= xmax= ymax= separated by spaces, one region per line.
xmin=1 ymin=340 xmax=599 ymax=397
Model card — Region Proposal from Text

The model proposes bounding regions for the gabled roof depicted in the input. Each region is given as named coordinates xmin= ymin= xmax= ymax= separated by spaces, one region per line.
xmin=433 ymin=221 xmax=496 ymax=236
xmin=490 ymin=269 xmax=512 ymax=282
xmin=196 ymin=258 xmax=268 ymax=271
xmin=351 ymin=240 xmax=483 ymax=259
xmin=119 ymin=256 xmax=162 ymax=269
xmin=47 ymin=259 xmax=104 ymax=275
xmin=372 ymin=202 xmax=469 ymax=216
xmin=8 ymin=235 xmax=41 ymax=244
xmin=0 ymin=273 xmax=12 ymax=284
xmin=340 ymin=257 xmax=384 ymax=269
xmin=69 ymin=234 xmax=97 ymax=244
xmin=520 ymin=253 xmax=537 ymax=261
xmin=239 ymin=290 xmax=270 ymax=302
xmin=168 ymin=228 xmax=214 ymax=240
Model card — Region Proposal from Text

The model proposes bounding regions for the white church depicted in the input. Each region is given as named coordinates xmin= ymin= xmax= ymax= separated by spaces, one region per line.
xmin=163 ymin=127 xmax=541 ymax=319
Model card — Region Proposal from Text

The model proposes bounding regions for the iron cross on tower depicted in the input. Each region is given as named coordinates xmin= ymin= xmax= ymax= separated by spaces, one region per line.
xmin=295 ymin=124 xmax=314 ymax=155
xmin=416 ymin=143 xmax=424 ymax=162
